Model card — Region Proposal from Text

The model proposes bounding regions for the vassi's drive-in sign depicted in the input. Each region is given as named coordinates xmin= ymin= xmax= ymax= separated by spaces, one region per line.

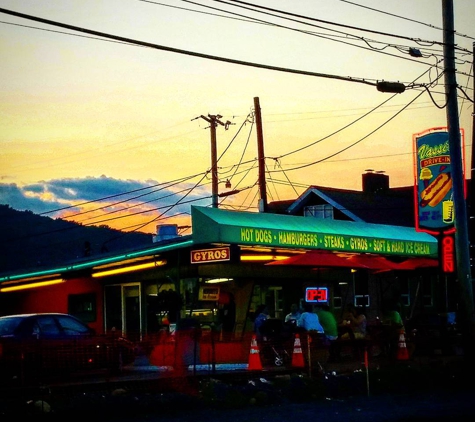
xmin=413 ymin=127 xmax=465 ymax=234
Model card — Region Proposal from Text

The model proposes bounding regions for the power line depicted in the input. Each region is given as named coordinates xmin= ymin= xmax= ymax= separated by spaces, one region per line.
xmin=268 ymin=90 xmax=426 ymax=173
xmin=0 ymin=4 xmax=470 ymax=234
xmin=2 ymin=5 xmax=471 ymax=85
xmin=338 ymin=0 xmax=475 ymax=41
xmin=38 ymin=173 xmax=201 ymax=217
xmin=220 ymin=0 xmax=448 ymax=46
xmin=0 ymin=7 xmax=379 ymax=87
xmin=275 ymin=93 xmax=398 ymax=159
xmin=181 ymin=0 xmax=463 ymax=72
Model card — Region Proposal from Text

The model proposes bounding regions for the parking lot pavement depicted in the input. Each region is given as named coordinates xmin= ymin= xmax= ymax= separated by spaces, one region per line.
xmin=1 ymin=353 xmax=472 ymax=421
xmin=0 ymin=346 xmax=467 ymax=395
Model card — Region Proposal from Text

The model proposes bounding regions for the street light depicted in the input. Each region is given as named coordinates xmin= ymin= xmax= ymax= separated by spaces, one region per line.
xmin=376 ymin=81 xmax=406 ymax=94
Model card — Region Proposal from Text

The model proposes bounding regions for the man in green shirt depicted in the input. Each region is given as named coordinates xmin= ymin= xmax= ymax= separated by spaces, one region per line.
xmin=315 ymin=304 xmax=338 ymax=341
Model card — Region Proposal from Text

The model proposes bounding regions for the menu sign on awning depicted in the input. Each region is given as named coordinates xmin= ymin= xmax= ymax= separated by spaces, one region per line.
xmin=191 ymin=206 xmax=438 ymax=258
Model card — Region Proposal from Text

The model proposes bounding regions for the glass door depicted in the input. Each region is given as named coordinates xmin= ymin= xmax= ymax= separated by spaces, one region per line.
xmin=104 ymin=283 xmax=141 ymax=341
xmin=124 ymin=284 xmax=141 ymax=342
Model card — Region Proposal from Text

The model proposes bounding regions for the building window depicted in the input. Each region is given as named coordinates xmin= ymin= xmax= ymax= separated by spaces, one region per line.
xmin=333 ymin=283 xmax=343 ymax=309
xmin=68 ymin=293 xmax=96 ymax=323
xmin=304 ymin=204 xmax=334 ymax=219
xmin=354 ymin=295 xmax=370 ymax=307
xmin=400 ymin=278 xmax=410 ymax=307
xmin=353 ymin=270 xmax=369 ymax=308
xmin=422 ymin=279 xmax=433 ymax=307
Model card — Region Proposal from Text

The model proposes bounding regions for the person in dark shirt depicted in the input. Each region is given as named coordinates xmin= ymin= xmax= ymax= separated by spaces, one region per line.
xmin=253 ymin=305 xmax=269 ymax=341
xmin=220 ymin=293 xmax=236 ymax=341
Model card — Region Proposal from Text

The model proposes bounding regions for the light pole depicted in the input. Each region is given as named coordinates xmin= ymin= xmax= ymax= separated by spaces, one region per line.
xmin=442 ymin=0 xmax=475 ymax=348
xmin=376 ymin=2 xmax=474 ymax=349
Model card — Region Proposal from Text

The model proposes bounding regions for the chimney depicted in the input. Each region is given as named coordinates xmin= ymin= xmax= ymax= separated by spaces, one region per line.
xmin=153 ymin=224 xmax=179 ymax=243
xmin=362 ymin=170 xmax=389 ymax=193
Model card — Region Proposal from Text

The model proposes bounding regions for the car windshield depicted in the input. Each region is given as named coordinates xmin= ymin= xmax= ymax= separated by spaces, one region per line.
xmin=0 ymin=316 xmax=24 ymax=336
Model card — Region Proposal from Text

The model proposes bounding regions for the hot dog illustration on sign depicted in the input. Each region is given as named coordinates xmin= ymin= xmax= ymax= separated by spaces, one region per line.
xmin=419 ymin=172 xmax=452 ymax=207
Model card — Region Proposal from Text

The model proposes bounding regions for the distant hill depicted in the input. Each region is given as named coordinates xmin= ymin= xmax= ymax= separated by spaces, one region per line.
xmin=0 ymin=205 xmax=153 ymax=274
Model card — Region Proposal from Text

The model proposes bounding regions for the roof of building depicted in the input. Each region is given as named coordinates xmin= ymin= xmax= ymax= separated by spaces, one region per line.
xmin=267 ymin=172 xmax=415 ymax=226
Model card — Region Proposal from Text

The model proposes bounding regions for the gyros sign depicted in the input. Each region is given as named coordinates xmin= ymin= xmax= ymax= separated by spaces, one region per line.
xmin=191 ymin=247 xmax=231 ymax=264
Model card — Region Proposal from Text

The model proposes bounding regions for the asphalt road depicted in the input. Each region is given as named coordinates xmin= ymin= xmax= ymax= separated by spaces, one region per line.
xmin=2 ymin=354 xmax=474 ymax=421
xmin=103 ymin=389 xmax=475 ymax=422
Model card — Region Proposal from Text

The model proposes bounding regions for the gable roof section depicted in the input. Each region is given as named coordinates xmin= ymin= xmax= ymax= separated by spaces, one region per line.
xmin=272 ymin=185 xmax=415 ymax=226
xmin=191 ymin=206 xmax=437 ymax=258
xmin=287 ymin=187 xmax=363 ymax=221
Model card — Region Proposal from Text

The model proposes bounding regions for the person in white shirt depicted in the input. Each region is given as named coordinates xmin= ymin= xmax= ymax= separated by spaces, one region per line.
xmin=284 ymin=303 xmax=302 ymax=324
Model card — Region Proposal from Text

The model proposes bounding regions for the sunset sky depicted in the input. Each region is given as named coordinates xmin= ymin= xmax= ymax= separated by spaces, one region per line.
xmin=1 ymin=0 xmax=474 ymax=235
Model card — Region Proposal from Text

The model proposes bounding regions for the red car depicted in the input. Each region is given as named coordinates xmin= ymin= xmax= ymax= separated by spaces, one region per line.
xmin=0 ymin=313 xmax=136 ymax=384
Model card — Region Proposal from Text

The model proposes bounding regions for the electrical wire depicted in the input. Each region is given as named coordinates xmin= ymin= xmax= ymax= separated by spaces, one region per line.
xmin=0 ymin=2 xmax=467 ymax=242
xmin=39 ymin=173 xmax=202 ymax=217
xmin=337 ymin=0 xmax=475 ymax=42
xmin=0 ymin=7 xmax=379 ymax=87
xmin=219 ymin=0 xmax=448 ymax=46
xmin=183 ymin=0 xmax=459 ymax=71
xmin=267 ymin=89 xmax=426 ymax=173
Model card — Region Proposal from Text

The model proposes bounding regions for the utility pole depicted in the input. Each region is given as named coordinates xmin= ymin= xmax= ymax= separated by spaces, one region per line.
xmin=442 ymin=0 xmax=475 ymax=350
xmin=470 ymin=41 xmax=475 ymax=282
xmin=254 ymin=97 xmax=268 ymax=212
xmin=196 ymin=114 xmax=230 ymax=208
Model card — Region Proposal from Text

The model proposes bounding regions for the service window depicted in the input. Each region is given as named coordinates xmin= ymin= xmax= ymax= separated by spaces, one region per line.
xmin=68 ymin=293 xmax=96 ymax=323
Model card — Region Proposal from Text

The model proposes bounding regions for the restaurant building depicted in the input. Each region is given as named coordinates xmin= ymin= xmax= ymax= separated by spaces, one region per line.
xmin=0 ymin=204 xmax=440 ymax=345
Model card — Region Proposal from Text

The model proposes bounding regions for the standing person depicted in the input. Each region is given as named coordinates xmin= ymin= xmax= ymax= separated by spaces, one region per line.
xmin=382 ymin=300 xmax=404 ymax=357
xmin=297 ymin=304 xmax=324 ymax=333
xmin=253 ymin=305 xmax=269 ymax=341
xmin=315 ymin=304 xmax=339 ymax=362
xmin=315 ymin=304 xmax=338 ymax=341
xmin=296 ymin=304 xmax=324 ymax=364
xmin=284 ymin=303 xmax=302 ymax=325
xmin=382 ymin=301 xmax=404 ymax=330
xmin=220 ymin=293 xmax=236 ymax=341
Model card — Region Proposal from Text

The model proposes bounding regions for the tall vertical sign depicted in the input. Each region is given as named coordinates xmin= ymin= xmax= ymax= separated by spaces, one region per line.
xmin=413 ymin=127 xmax=465 ymax=273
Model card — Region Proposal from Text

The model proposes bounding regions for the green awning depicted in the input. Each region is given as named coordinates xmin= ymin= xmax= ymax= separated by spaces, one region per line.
xmin=191 ymin=206 xmax=438 ymax=258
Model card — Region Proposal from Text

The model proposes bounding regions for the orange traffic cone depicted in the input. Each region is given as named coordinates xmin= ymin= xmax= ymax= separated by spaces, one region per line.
xmin=291 ymin=334 xmax=305 ymax=368
xmin=396 ymin=330 xmax=409 ymax=360
xmin=248 ymin=335 xmax=263 ymax=370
